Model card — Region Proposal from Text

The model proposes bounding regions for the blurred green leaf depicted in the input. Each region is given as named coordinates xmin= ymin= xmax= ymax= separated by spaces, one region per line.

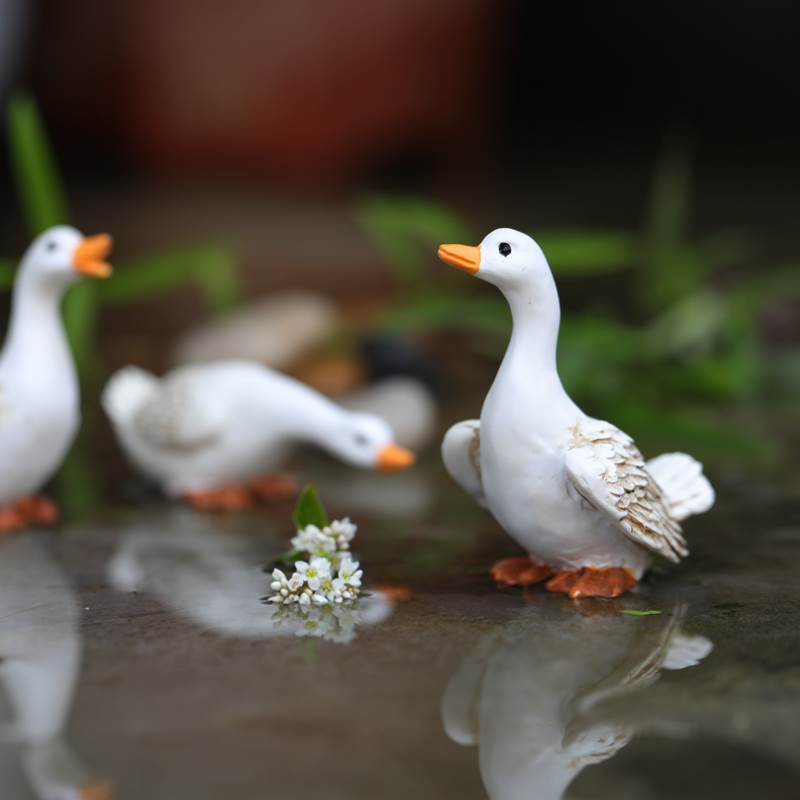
xmin=641 ymin=137 xmax=704 ymax=308
xmin=55 ymin=437 xmax=100 ymax=521
xmin=64 ymin=283 xmax=99 ymax=375
xmin=100 ymin=244 xmax=240 ymax=312
xmin=0 ymin=259 xmax=15 ymax=290
xmin=537 ymin=230 xmax=637 ymax=275
xmin=356 ymin=196 xmax=475 ymax=290
xmin=380 ymin=293 xmax=510 ymax=337
xmin=7 ymin=92 xmax=68 ymax=235
xmin=293 ymin=484 xmax=328 ymax=529
xmin=644 ymin=290 xmax=726 ymax=358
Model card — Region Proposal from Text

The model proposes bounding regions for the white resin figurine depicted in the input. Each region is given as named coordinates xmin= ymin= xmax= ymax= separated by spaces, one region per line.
xmin=103 ymin=360 xmax=415 ymax=509
xmin=439 ymin=228 xmax=714 ymax=598
xmin=0 ymin=226 xmax=113 ymax=533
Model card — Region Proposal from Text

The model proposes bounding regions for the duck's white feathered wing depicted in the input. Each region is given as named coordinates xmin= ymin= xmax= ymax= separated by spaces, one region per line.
xmin=105 ymin=366 xmax=225 ymax=453
xmin=441 ymin=420 xmax=487 ymax=508
xmin=565 ymin=419 xmax=688 ymax=563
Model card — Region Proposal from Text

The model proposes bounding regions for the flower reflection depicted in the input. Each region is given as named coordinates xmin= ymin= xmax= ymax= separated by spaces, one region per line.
xmin=441 ymin=603 xmax=712 ymax=800
xmin=0 ymin=533 xmax=110 ymax=800
xmin=106 ymin=509 xmax=392 ymax=643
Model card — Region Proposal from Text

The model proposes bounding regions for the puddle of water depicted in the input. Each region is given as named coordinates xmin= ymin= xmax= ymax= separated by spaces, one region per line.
xmin=0 ymin=458 xmax=798 ymax=799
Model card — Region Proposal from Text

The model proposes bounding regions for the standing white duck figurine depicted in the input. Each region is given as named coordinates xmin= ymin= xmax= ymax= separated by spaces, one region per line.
xmin=439 ymin=228 xmax=714 ymax=598
xmin=102 ymin=360 xmax=415 ymax=509
xmin=0 ymin=226 xmax=112 ymax=533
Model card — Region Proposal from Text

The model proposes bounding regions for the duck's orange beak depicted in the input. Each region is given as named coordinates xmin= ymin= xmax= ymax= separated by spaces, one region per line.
xmin=437 ymin=243 xmax=480 ymax=275
xmin=377 ymin=444 xmax=415 ymax=472
xmin=73 ymin=234 xmax=113 ymax=278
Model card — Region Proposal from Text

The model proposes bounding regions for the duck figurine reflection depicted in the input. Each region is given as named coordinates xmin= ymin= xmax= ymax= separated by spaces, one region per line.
xmin=442 ymin=604 xmax=712 ymax=800
xmin=102 ymin=361 xmax=415 ymax=509
xmin=439 ymin=229 xmax=714 ymax=598
xmin=0 ymin=227 xmax=113 ymax=532
xmin=0 ymin=533 xmax=111 ymax=799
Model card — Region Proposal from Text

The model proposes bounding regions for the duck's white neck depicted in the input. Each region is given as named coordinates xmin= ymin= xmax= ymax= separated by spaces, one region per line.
xmin=1 ymin=269 xmax=75 ymax=389
xmin=502 ymin=275 xmax=562 ymax=376
xmin=274 ymin=376 xmax=350 ymax=452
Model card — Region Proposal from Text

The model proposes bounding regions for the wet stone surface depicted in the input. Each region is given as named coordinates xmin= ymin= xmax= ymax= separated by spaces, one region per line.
xmin=0 ymin=460 xmax=798 ymax=799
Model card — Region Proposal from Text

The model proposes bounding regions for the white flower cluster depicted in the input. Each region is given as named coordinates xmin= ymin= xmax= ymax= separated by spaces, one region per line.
xmin=289 ymin=518 xmax=357 ymax=566
xmin=267 ymin=518 xmax=362 ymax=607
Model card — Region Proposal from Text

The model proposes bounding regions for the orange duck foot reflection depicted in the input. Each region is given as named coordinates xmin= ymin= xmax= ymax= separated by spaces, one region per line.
xmin=491 ymin=556 xmax=553 ymax=587
xmin=546 ymin=567 xmax=637 ymax=599
xmin=0 ymin=495 xmax=59 ymax=533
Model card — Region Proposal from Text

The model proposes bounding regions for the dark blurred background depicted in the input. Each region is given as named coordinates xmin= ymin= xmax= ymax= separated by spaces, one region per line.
xmin=0 ymin=0 xmax=798 ymax=504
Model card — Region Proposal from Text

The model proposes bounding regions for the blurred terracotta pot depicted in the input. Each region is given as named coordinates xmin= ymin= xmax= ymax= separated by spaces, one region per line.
xmin=36 ymin=0 xmax=499 ymax=186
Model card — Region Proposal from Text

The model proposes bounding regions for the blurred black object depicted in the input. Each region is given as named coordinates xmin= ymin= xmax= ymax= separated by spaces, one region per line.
xmin=359 ymin=334 xmax=440 ymax=396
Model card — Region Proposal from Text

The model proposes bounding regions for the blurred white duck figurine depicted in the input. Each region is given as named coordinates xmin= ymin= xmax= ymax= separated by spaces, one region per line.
xmin=103 ymin=360 xmax=415 ymax=509
xmin=439 ymin=229 xmax=714 ymax=598
xmin=0 ymin=226 xmax=112 ymax=533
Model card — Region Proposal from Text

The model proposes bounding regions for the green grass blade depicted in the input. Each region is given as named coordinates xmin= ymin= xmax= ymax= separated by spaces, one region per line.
xmin=63 ymin=283 xmax=99 ymax=375
xmin=6 ymin=92 xmax=69 ymax=235
xmin=99 ymin=244 xmax=239 ymax=311
xmin=536 ymin=230 xmax=637 ymax=275
xmin=356 ymin=196 xmax=474 ymax=291
xmin=0 ymin=259 xmax=16 ymax=291
xmin=380 ymin=293 xmax=511 ymax=337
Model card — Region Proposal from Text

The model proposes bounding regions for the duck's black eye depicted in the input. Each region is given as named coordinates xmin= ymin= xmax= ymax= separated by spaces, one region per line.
xmin=46 ymin=241 xmax=57 ymax=252
xmin=498 ymin=242 xmax=511 ymax=257
xmin=354 ymin=433 xmax=369 ymax=447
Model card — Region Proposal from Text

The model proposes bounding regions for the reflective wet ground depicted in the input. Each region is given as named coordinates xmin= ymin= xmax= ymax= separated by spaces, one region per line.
xmin=1 ymin=459 xmax=799 ymax=800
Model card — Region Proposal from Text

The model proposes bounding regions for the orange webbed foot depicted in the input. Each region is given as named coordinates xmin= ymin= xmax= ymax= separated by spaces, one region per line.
xmin=0 ymin=496 xmax=59 ymax=534
xmin=0 ymin=506 xmax=24 ymax=534
xmin=546 ymin=567 xmax=637 ymax=599
xmin=491 ymin=556 xmax=553 ymax=587
xmin=183 ymin=486 xmax=253 ymax=512
xmin=248 ymin=474 xmax=299 ymax=503
xmin=17 ymin=496 xmax=59 ymax=526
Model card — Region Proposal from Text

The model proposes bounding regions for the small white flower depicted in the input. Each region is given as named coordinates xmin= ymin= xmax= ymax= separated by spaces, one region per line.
xmin=295 ymin=557 xmax=331 ymax=591
xmin=338 ymin=555 xmax=363 ymax=589
xmin=329 ymin=518 xmax=357 ymax=549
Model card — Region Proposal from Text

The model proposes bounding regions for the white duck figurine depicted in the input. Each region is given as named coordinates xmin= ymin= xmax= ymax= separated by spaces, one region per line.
xmin=0 ymin=226 xmax=112 ymax=533
xmin=439 ymin=229 xmax=714 ymax=598
xmin=102 ymin=360 xmax=415 ymax=509
xmin=442 ymin=604 xmax=712 ymax=800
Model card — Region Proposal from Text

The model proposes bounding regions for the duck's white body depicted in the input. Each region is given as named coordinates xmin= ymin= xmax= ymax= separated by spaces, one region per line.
xmin=0 ymin=278 xmax=79 ymax=505
xmin=103 ymin=360 xmax=412 ymax=496
xmin=440 ymin=229 xmax=714 ymax=579
xmin=0 ymin=226 xmax=112 ymax=509
xmin=442 ymin=605 xmax=713 ymax=800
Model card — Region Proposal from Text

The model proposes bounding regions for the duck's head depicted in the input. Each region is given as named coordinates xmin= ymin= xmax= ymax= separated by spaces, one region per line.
xmin=21 ymin=225 xmax=113 ymax=288
xmin=437 ymin=227 xmax=548 ymax=292
xmin=334 ymin=411 xmax=416 ymax=472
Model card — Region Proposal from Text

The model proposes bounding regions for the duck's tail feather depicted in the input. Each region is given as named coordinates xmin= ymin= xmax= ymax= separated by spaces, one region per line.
xmin=647 ymin=452 xmax=715 ymax=521
xmin=102 ymin=366 xmax=158 ymax=424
